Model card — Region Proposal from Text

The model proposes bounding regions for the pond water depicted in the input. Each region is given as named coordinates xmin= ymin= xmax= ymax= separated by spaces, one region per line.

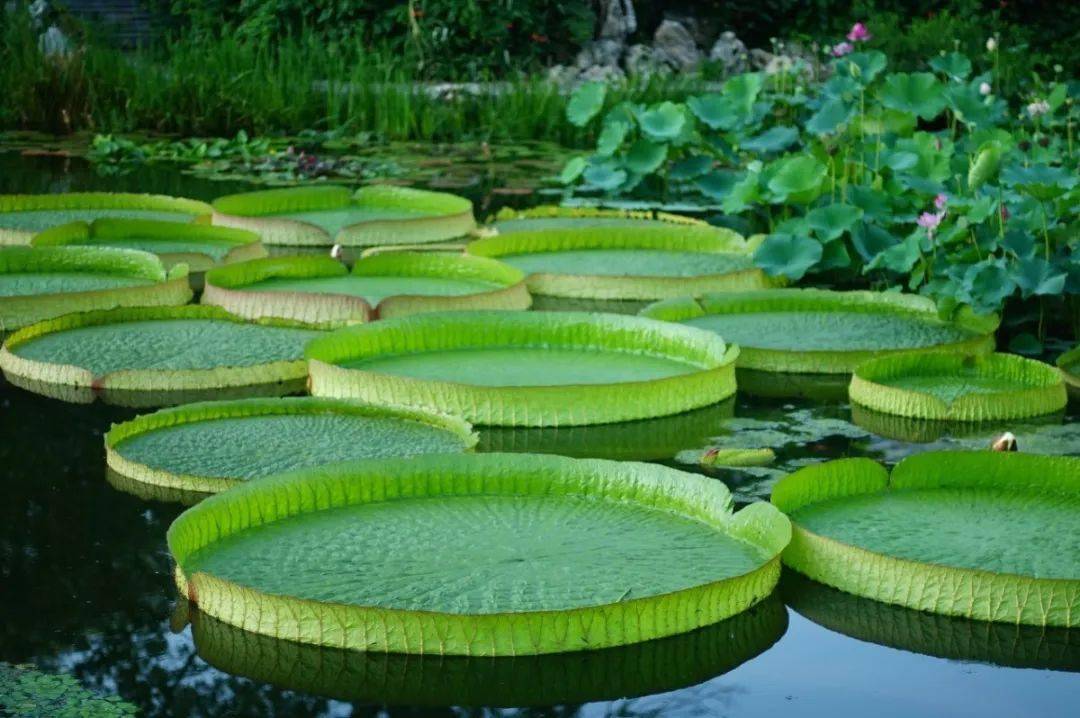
xmin=1 ymin=151 xmax=1078 ymax=717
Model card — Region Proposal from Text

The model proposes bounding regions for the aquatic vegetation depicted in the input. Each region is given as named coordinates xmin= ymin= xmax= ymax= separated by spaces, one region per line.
xmin=0 ymin=245 xmax=191 ymax=332
xmin=772 ymin=451 xmax=1080 ymax=626
xmin=306 ymin=310 xmax=738 ymax=426
xmin=1056 ymin=345 xmax=1080 ymax=394
xmin=168 ymin=453 xmax=790 ymax=655
xmin=469 ymin=206 xmax=774 ymax=302
xmin=106 ymin=397 xmax=475 ymax=497
xmin=700 ymin=447 xmax=776 ymax=468
xmin=188 ymin=595 xmax=786 ymax=706
xmin=0 ymin=192 xmax=212 ymax=245
xmin=850 ymin=352 xmax=1067 ymax=421
xmin=641 ymin=289 xmax=998 ymax=373
xmin=0 ymin=305 xmax=321 ymax=405
xmin=0 ymin=662 xmax=137 ymax=718
xmin=783 ymin=573 xmax=1080 ymax=672
xmin=211 ymin=184 xmax=476 ymax=248
xmin=32 ymin=218 xmax=266 ymax=274
xmin=202 ymin=252 xmax=529 ymax=327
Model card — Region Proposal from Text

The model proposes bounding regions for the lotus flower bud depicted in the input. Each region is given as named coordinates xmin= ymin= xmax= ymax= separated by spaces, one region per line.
xmin=986 ymin=37 xmax=997 ymax=52
xmin=979 ymin=82 xmax=992 ymax=96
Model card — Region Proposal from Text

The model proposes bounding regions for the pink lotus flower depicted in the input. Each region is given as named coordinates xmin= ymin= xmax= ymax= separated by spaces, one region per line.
xmin=934 ymin=193 xmax=948 ymax=210
xmin=831 ymin=41 xmax=854 ymax=57
xmin=917 ymin=210 xmax=945 ymax=238
xmin=847 ymin=22 xmax=872 ymax=42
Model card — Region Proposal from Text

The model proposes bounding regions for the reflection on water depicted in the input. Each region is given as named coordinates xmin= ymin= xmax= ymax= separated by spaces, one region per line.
xmin=188 ymin=596 xmax=787 ymax=708
xmin=783 ymin=572 xmax=1080 ymax=672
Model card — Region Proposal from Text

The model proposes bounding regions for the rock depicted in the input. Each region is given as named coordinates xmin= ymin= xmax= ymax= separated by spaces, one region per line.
xmin=546 ymin=64 xmax=580 ymax=88
xmin=709 ymin=31 xmax=748 ymax=76
xmin=38 ymin=25 xmax=69 ymax=58
xmin=599 ymin=0 xmax=636 ymax=40
xmin=623 ymin=43 xmax=667 ymax=78
xmin=652 ymin=20 xmax=702 ymax=71
xmin=577 ymin=64 xmax=626 ymax=85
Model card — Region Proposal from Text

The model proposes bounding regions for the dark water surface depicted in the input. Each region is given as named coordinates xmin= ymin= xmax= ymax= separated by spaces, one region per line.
xmin=1 ymin=152 xmax=1078 ymax=716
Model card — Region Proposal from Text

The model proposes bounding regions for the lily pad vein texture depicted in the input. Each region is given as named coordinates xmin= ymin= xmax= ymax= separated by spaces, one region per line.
xmin=305 ymin=310 xmax=739 ymax=426
xmin=106 ymin=397 xmax=477 ymax=495
xmin=772 ymin=451 xmax=1080 ymax=626
xmin=0 ymin=245 xmax=192 ymax=332
xmin=202 ymin=252 xmax=530 ymax=327
xmin=640 ymin=289 xmax=998 ymax=373
xmin=471 ymin=216 xmax=774 ymax=301
xmin=32 ymin=218 xmax=266 ymax=273
xmin=211 ymin=185 xmax=476 ymax=247
xmin=849 ymin=351 xmax=1067 ymax=421
xmin=0 ymin=305 xmax=321 ymax=396
xmin=0 ymin=192 xmax=212 ymax=245
xmin=168 ymin=452 xmax=791 ymax=655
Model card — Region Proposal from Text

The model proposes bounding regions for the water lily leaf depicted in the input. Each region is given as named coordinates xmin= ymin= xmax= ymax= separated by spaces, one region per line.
xmin=596 ymin=120 xmax=630 ymax=157
xmin=880 ymin=73 xmax=946 ymax=120
xmin=1001 ymin=229 xmax=1036 ymax=258
xmin=753 ymin=233 xmax=823 ymax=280
xmin=724 ymin=72 xmax=765 ymax=116
xmin=821 ymin=75 xmax=860 ymax=100
xmin=945 ymin=85 xmax=1005 ymax=128
xmin=807 ymin=204 xmax=863 ymax=242
xmin=687 ymin=94 xmax=735 ymax=130
xmin=835 ymin=51 xmax=888 ymax=85
xmin=695 ymin=170 xmax=739 ymax=199
xmin=896 ymin=174 xmax=946 ymax=195
xmin=740 ymin=126 xmax=800 ymax=153
xmin=624 ymin=140 xmax=668 ymax=174
xmin=806 ymin=97 xmax=854 ymax=136
xmin=583 ymin=163 xmax=628 ymax=191
xmin=848 ymin=187 xmax=893 ymax=223
xmin=929 ymin=52 xmax=972 ymax=81
xmin=558 ymin=157 xmax=587 ymax=184
xmin=883 ymin=151 xmax=919 ymax=172
xmin=1014 ymin=257 xmax=1067 ymax=298
xmin=669 ymin=154 xmax=714 ymax=180
xmin=1008 ymin=332 xmax=1043 ymax=355
xmin=766 ymin=156 xmax=827 ymax=205
xmin=638 ymin=102 xmax=686 ymax=141
xmin=817 ymin=240 xmax=852 ymax=270
xmin=1002 ymin=164 xmax=1077 ymax=200
xmin=852 ymin=222 xmax=898 ymax=261
xmin=895 ymin=133 xmax=952 ymax=182
xmin=566 ymin=82 xmax=607 ymax=127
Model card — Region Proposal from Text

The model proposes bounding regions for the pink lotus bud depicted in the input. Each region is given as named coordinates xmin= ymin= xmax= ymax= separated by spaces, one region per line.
xmin=934 ymin=193 xmax=948 ymax=210
xmin=831 ymin=41 xmax=854 ymax=57
xmin=847 ymin=23 xmax=872 ymax=42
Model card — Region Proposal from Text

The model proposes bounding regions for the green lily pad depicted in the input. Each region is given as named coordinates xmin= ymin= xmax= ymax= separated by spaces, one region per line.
xmin=773 ymin=452 xmax=1080 ymax=626
xmin=169 ymin=453 xmax=791 ymax=654
xmin=879 ymin=73 xmax=946 ymax=119
xmin=566 ymin=82 xmax=607 ymax=127
xmin=753 ymin=234 xmax=823 ymax=280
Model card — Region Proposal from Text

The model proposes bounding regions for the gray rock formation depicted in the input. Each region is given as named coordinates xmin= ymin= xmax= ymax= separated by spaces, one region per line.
xmin=652 ymin=19 xmax=702 ymax=71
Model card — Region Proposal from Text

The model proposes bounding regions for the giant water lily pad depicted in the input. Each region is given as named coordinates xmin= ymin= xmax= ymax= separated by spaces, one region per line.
xmin=202 ymin=252 xmax=529 ymax=327
xmin=169 ymin=453 xmax=790 ymax=655
xmin=306 ymin=310 xmax=738 ymax=426
xmin=640 ymin=289 xmax=998 ymax=373
xmin=0 ymin=305 xmax=321 ymax=405
xmin=107 ymin=397 xmax=475 ymax=497
xmin=0 ymin=192 xmax=212 ymax=245
xmin=32 ymin=218 xmax=266 ymax=274
xmin=772 ymin=452 xmax=1080 ymax=626
xmin=491 ymin=205 xmax=707 ymax=234
xmin=0 ymin=246 xmax=192 ymax=332
xmin=850 ymin=352 xmax=1067 ymax=421
xmin=783 ymin=573 xmax=1080 ymax=672
xmin=188 ymin=595 xmax=786 ymax=706
xmin=212 ymin=185 xmax=475 ymax=247
xmin=473 ymin=208 xmax=770 ymax=301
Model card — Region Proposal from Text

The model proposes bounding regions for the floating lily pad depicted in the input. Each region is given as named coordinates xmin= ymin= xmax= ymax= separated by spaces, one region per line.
xmin=188 ymin=596 xmax=787 ymax=706
xmin=32 ymin=218 xmax=266 ymax=274
xmin=641 ymin=289 xmax=998 ymax=373
xmin=772 ymin=452 xmax=1080 ymax=626
xmin=212 ymin=185 xmax=475 ymax=247
xmin=0 ymin=305 xmax=321 ymax=405
xmin=849 ymin=403 xmax=1066 ymax=444
xmin=106 ymin=397 xmax=475 ymax=497
xmin=473 ymin=209 xmax=771 ymax=301
xmin=783 ymin=573 xmax=1080 ymax=672
xmin=306 ymin=310 xmax=738 ymax=426
xmin=203 ymin=252 xmax=529 ymax=327
xmin=0 ymin=192 xmax=212 ymax=245
xmin=850 ymin=352 xmax=1067 ymax=421
xmin=477 ymin=400 xmax=734 ymax=461
xmin=0 ymin=246 xmax=192 ymax=332
xmin=169 ymin=453 xmax=790 ymax=655
xmin=490 ymin=204 xmax=706 ymax=234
